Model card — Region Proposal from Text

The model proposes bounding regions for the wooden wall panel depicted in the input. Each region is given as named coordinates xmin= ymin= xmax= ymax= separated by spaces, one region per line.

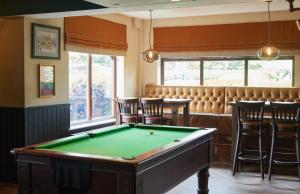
xmin=25 ymin=104 xmax=70 ymax=145
xmin=0 ymin=104 xmax=70 ymax=182
xmin=0 ymin=107 xmax=25 ymax=182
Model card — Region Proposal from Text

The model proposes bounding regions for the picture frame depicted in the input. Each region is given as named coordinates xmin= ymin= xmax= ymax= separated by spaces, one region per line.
xmin=32 ymin=23 xmax=61 ymax=59
xmin=39 ymin=65 xmax=55 ymax=97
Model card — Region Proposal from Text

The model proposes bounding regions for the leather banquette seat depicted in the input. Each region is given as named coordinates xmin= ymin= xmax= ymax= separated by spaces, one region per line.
xmin=144 ymin=84 xmax=300 ymax=162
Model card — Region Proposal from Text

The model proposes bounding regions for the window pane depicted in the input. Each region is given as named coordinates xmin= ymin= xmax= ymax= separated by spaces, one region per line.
xmin=203 ymin=60 xmax=245 ymax=86
xmin=69 ymin=52 xmax=89 ymax=123
xmin=92 ymin=55 xmax=115 ymax=119
xmin=163 ymin=61 xmax=200 ymax=86
xmin=248 ymin=60 xmax=293 ymax=87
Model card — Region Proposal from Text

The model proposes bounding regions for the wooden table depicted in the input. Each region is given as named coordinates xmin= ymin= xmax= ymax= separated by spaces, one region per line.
xmin=163 ymin=98 xmax=192 ymax=127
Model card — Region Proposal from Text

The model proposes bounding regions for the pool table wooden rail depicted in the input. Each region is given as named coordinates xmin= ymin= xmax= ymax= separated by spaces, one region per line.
xmin=12 ymin=125 xmax=215 ymax=166
xmin=12 ymin=124 xmax=216 ymax=194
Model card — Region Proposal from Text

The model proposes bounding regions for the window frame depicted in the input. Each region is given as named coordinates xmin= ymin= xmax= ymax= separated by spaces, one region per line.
xmin=69 ymin=52 xmax=117 ymax=125
xmin=161 ymin=56 xmax=295 ymax=87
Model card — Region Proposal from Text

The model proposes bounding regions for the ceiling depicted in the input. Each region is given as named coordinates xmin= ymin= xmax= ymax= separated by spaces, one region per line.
xmin=122 ymin=1 xmax=300 ymax=19
xmin=86 ymin=0 xmax=300 ymax=19
xmin=24 ymin=0 xmax=300 ymax=19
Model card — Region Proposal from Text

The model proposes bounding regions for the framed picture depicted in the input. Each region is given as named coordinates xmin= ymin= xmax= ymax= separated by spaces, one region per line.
xmin=39 ymin=65 xmax=55 ymax=97
xmin=32 ymin=23 xmax=60 ymax=59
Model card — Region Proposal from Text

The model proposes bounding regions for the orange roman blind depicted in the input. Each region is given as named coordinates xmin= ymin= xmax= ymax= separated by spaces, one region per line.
xmin=65 ymin=16 xmax=128 ymax=52
xmin=154 ymin=20 xmax=300 ymax=52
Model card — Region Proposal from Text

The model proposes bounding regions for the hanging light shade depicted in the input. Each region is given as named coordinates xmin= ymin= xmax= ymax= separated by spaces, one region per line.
xmin=257 ymin=0 xmax=280 ymax=61
xmin=257 ymin=44 xmax=280 ymax=60
xmin=142 ymin=10 xmax=160 ymax=63
xmin=143 ymin=48 xmax=159 ymax=63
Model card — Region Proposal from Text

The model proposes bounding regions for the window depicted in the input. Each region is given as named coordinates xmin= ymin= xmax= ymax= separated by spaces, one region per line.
xmin=162 ymin=60 xmax=200 ymax=86
xmin=203 ymin=60 xmax=245 ymax=86
xmin=69 ymin=52 xmax=117 ymax=124
xmin=161 ymin=57 xmax=294 ymax=87
xmin=248 ymin=59 xmax=293 ymax=87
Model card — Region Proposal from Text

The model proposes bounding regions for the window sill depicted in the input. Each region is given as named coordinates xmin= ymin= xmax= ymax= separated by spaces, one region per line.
xmin=68 ymin=118 xmax=116 ymax=135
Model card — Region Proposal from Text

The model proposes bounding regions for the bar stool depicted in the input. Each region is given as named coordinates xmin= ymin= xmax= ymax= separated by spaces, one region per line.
xmin=140 ymin=98 xmax=171 ymax=125
xmin=232 ymin=101 xmax=269 ymax=179
xmin=268 ymin=102 xmax=300 ymax=180
xmin=117 ymin=97 xmax=142 ymax=124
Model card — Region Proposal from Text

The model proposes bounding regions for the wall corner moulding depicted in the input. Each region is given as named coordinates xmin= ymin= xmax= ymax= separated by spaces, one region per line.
xmin=32 ymin=23 xmax=61 ymax=60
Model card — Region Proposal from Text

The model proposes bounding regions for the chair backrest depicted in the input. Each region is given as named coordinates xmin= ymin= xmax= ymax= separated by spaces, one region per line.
xmin=236 ymin=101 xmax=265 ymax=124
xmin=117 ymin=98 xmax=139 ymax=124
xmin=270 ymin=102 xmax=300 ymax=127
xmin=140 ymin=98 xmax=164 ymax=118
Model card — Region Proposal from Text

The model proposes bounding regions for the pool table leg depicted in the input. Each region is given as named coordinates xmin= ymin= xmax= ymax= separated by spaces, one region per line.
xmin=197 ymin=167 xmax=209 ymax=194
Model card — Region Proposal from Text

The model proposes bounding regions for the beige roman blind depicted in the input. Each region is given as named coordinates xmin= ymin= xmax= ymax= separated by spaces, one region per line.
xmin=65 ymin=16 xmax=128 ymax=55
xmin=153 ymin=20 xmax=300 ymax=52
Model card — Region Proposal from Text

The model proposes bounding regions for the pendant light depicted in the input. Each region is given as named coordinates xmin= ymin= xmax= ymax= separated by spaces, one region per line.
xmin=257 ymin=0 xmax=279 ymax=61
xmin=142 ymin=10 xmax=160 ymax=63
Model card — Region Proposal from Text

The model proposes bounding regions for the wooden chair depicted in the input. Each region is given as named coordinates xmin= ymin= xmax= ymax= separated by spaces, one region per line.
xmin=140 ymin=98 xmax=171 ymax=125
xmin=268 ymin=102 xmax=300 ymax=180
xmin=117 ymin=97 xmax=141 ymax=124
xmin=233 ymin=101 xmax=269 ymax=179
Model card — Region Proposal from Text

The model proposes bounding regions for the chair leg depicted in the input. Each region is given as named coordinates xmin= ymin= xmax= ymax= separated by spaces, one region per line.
xmin=268 ymin=132 xmax=275 ymax=181
xmin=259 ymin=133 xmax=264 ymax=180
xmin=120 ymin=115 xmax=123 ymax=124
xmin=295 ymin=133 xmax=300 ymax=180
xmin=233 ymin=129 xmax=241 ymax=176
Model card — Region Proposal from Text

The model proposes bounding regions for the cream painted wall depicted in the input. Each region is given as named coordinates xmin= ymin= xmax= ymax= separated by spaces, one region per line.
xmin=141 ymin=10 xmax=300 ymax=92
xmin=23 ymin=14 xmax=143 ymax=107
xmin=3 ymin=11 xmax=300 ymax=108
xmin=95 ymin=14 xmax=143 ymax=97
xmin=0 ymin=18 xmax=24 ymax=107
xmin=24 ymin=17 xmax=69 ymax=107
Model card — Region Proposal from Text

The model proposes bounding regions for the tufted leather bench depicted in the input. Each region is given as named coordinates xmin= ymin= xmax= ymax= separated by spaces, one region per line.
xmin=144 ymin=84 xmax=300 ymax=163
xmin=145 ymin=84 xmax=225 ymax=114
xmin=225 ymin=87 xmax=300 ymax=114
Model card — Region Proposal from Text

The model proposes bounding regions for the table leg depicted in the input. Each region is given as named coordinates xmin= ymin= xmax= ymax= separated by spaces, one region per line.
xmin=198 ymin=167 xmax=209 ymax=194
xmin=231 ymin=105 xmax=237 ymax=170
xmin=183 ymin=102 xmax=190 ymax=127
xmin=171 ymin=106 xmax=178 ymax=126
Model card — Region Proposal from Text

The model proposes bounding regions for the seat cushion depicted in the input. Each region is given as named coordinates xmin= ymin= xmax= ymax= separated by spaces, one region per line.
xmin=276 ymin=131 xmax=297 ymax=139
xmin=145 ymin=116 xmax=171 ymax=125
xmin=242 ymin=120 xmax=270 ymax=129
xmin=122 ymin=115 xmax=142 ymax=123
xmin=276 ymin=123 xmax=297 ymax=132
xmin=241 ymin=120 xmax=270 ymax=135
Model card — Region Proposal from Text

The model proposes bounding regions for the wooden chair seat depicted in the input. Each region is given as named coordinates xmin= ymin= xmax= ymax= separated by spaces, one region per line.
xmin=268 ymin=102 xmax=300 ymax=180
xmin=276 ymin=123 xmax=297 ymax=132
xmin=141 ymin=98 xmax=172 ymax=126
xmin=241 ymin=120 xmax=269 ymax=135
xmin=122 ymin=115 xmax=142 ymax=123
xmin=275 ymin=131 xmax=297 ymax=139
xmin=233 ymin=101 xmax=267 ymax=179
xmin=117 ymin=97 xmax=140 ymax=124
xmin=144 ymin=116 xmax=171 ymax=125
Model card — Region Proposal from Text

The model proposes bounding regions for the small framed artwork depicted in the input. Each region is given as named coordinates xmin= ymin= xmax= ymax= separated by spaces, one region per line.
xmin=32 ymin=23 xmax=60 ymax=59
xmin=39 ymin=65 xmax=55 ymax=97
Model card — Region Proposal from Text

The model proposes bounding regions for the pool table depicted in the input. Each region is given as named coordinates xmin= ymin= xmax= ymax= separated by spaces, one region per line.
xmin=12 ymin=124 xmax=216 ymax=194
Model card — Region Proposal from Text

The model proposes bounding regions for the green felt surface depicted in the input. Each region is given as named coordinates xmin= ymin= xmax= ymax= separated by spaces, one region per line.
xmin=37 ymin=125 xmax=196 ymax=159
